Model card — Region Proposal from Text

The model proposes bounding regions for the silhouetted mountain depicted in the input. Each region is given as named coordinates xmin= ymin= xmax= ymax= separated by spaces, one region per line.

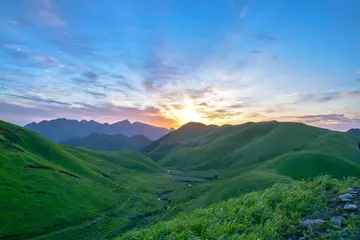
xmin=348 ymin=128 xmax=360 ymax=137
xmin=25 ymin=118 xmax=170 ymax=142
xmin=60 ymin=133 xmax=152 ymax=151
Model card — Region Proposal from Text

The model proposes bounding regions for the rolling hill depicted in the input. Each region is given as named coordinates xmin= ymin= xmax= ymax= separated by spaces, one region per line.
xmin=2 ymin=119 xmax=360 ymax=239
xmin=348 ymin=128 xmax=360 ymax=137
xmin=60 ymin=133 xmax=152 ymax=151
xmin=25 ymin=118 xmax=170 ymax=142
xmin=0 ymin=120 xmax=177 ymax=239
xmin=143 ymin=121 xmax=360 ymax=174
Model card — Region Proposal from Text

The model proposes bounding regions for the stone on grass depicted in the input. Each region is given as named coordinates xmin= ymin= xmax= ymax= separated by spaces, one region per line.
xmin=330 ymin=216 xmax=344 ymax=226
xmin=344 ymin=204 xmax=358 ymax=210
xmin=302 ymin=219 xmax=326 ymax=228
xmin=339 ymin=194 xmax=354 ymax=202
xmin=331 ymin=224 xmax=342 ymax=229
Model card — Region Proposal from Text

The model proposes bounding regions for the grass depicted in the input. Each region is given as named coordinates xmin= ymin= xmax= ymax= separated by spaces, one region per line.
xmin=2 ymin=119 xmax=360 ymax=239
xmin=118 ymin=176 xmax=360 ymax=240
xmin=146 ymin=121 xmax=360 ymax=172
xmin=0 ymin=120 xmax=192 ymax=239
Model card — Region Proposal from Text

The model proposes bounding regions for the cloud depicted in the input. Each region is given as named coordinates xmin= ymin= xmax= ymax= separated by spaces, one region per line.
xmin=3 ymin=94 xmax=70 ymax=106
xmin=239 ymin=8 xmax=247 ymax=19
xmin=71 ymin=71 xmax=99 ymax=84
xmin=33 ymin=0 xmax=66 ymax=27
xmin=295 ymin=90 xmax=360 ymax=104
xmin=257 ymin=34 xmax=278 ymax=43
xmin=229 ymin=103 xmax=247 ymax=109
xmin=84 ymin=90 xmax=107 ymax=99
xmin=248 ymin=50 xmax=263 ymax=54
xmin=278 ymin=114 xmax=360 ymax=131
xmin=199 ymin=108 xmax=240 ymax=120
xmin=83 ymin=71 xmax=99 ymax=81
xmin=109 ymin=74 xmax=125 ymax=80
xmin=34 ymin=56 xmax=58 ymax=64
xmin=356 ymin=70 xmax=360 ymax=74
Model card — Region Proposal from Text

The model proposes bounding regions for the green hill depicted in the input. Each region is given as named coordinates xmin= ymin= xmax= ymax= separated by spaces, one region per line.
xmin=0 ymin=120 xmax=173 ymax=239
xmin=145 ymin=121 xmax=360 ymax=174
xmin=60 ymin=133 xmax=152 ymax=151
xmin=118 ymin=176 xmax=360 ymax=240
xmin=262 ymin=151 xmax=360 ymax=180
xmin=2 ymin=119 xmax=360 ymax=239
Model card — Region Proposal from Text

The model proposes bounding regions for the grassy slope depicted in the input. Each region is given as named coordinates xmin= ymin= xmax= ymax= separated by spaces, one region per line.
xmin=60 ymin=133 xmax=152 ymax=151
xmin=118 ymin=177 xmax=360 ymax=240
xmin=0 ymin=120 xmax=171 ymax=239
xmin=2 ymin=119 xmax=360 ymax=239
xmin=262 ymin=151 xmax=360 ymax=180
xmin=146 ymin=121 xmax=360 ymax=173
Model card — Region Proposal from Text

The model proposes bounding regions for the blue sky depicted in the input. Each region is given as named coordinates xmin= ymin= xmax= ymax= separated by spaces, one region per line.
xmin=0 ymin=0 xmax=359 ymax=130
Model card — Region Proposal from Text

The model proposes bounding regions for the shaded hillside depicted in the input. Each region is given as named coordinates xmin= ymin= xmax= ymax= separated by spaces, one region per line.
xmin=25 ymin=118 xmax=170 ymax=142
xmin=144 ymin=121 xmax=360 ymax=173
xmin=348 ymin=128 xmax=360 ymax=137
xmin=0 ymin=120 xmax=169 ymax=239
xmin=61 ymin=133 xmax=152 ymax=151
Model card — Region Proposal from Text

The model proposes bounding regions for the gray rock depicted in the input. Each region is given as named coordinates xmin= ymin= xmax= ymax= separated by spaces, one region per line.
xmin=298 ymin=237 xmax=306 ymax=240
xmin=339 ymin=193 xmax=354 ymax=199
xmin=330 ymin=216 xmax=344 ymax=226
xmin=339 ymin=194 xmax=354 ymax=202
xmin=302 ymin=219 xmax=326 ymax=228
xmin=331 ymin=224 xmax=342 ymax=229
xmin=340 ymin=197 xmax=352 ymax=202
xmin=344 ymin=204 xmax=358 ymax=210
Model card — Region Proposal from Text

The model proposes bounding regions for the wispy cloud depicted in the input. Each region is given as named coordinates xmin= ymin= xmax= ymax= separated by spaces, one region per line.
xmin=33 ymin=0 xmax=66 ymax=27
xmin=295 ymin=90 xmax=360 ymax=103
xmin=257 ymin=34 xmax=278 ymax=43
xmin=3 ymin=93 xmax=71 ymax=106
xmin=279 ymin=114 xmax=360 ymax=131
xmin=239 ymin=7 xmax=247 ymax=19
xmin=84 ymin=90 xmax=107 ymax=99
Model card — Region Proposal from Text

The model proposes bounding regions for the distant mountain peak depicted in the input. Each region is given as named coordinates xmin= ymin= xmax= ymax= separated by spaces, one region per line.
xmin=25 ymin=118 xmax=170 ymax=142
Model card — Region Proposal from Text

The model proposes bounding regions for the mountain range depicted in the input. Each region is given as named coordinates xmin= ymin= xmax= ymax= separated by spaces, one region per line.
xmin=2 ymin=119 xmax=360 ymax=239
xmin=60 ymin=133 xmax=152 ymax=151
xmin=24 ymin=118 xmax=171 ymax=143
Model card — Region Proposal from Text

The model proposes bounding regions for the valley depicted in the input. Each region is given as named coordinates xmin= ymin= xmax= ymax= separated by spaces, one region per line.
xmin=1 ymin=120 xmax=360 ymax=239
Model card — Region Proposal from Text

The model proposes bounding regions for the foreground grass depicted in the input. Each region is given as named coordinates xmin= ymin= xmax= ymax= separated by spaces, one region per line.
xmin=118 ymin=176 xmax=359 ymax=240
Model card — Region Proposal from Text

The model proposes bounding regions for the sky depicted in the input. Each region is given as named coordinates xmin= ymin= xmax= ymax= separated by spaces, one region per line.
xmin=0 ymin=0 xmax=360 ymax=130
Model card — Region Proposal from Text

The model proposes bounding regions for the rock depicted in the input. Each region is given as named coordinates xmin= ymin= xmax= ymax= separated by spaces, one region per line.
xmin=348 ymin=187 xmax=354 ymax=191
xmin=331 ymin=224 xmax=342 ymax=229
xmin=302 ymin=219 xmax=326 ymax=228
xmin=340 ymin=229 xmax=348 ymax=236
xmin=330 ymin=216 xmax=344 ymax=226
xmin=339 ymin=194 xmax=354 ymax=202
xmin=298 ymin=237 xmax=306 ymax=240
xmin=344 ymin=204 xmax=358 ymax=210
xmin=339 ymin=193 xmax=354 ymax=199
xmin=340 ymin=197 xmax=352 ymax=202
